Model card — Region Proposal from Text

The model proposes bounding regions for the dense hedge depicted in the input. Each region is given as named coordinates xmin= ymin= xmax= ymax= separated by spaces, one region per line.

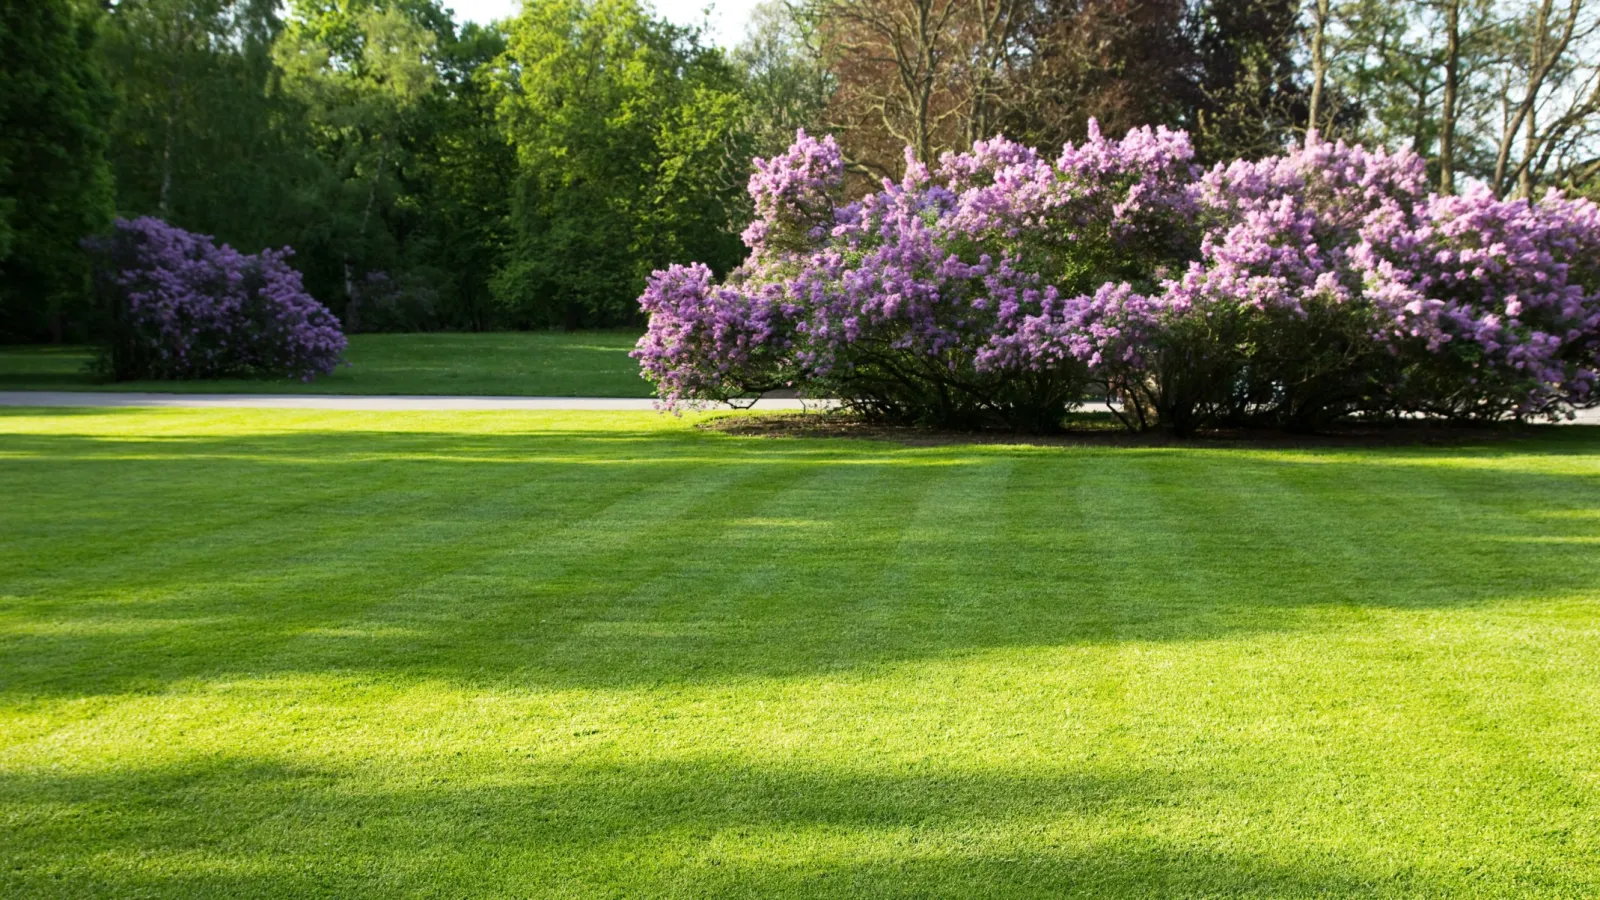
xmin=86 ymin=217 xmax=346 ymax=381
xmin=634 ymin=127 xmax=1600 ymax=434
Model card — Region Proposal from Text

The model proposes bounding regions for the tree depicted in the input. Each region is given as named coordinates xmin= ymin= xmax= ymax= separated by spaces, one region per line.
xmin=94 ymin=0 xmax=342 ymax=305
xmin=1185 ymin=0 xmax=1307 ymax=162
xmin=492 ymin=0 xmax=750 ymax=327
xmin=1326 ymin=0 xmax=1497 ymax=191
xmin=1321 ymin=0 xmax=1599 ymax=197
xmin=734 ymin=1 xmax=834 ymax=159
xmin=0 ymin=0 xmax=114 ymax=342
xmin=276 ymin=0 xmax=448 ymax=330
xmin=813 ymin=0 xmax=1299 ymax=175
xmin=98 ymin=0 xmax=288 ymax=223
xmin=1438 ymin=0 xmax=1464 ymax=192
xmin=814 ymin=0 xmax=979 ymax=175
xmin=1488 ymin=0 xmax=1600 ymax=197
xmin=1004 ymin=0 xmax=1194 ymax=150
xmin=403 ymin=22 xmax=518 ymax=331
xmin=93 ymin=0 xmax=520 ymax=333
xmin=1306 ymin=0 xmax=1331 ymax=138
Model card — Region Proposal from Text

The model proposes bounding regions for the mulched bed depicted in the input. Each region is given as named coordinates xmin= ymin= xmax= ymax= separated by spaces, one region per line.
xmin=698 ymin=410 xmax=1559 ymax=449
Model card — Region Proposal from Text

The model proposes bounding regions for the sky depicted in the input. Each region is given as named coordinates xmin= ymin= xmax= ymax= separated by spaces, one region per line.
xmin=445 ymin=0 xmax=764 ymax=48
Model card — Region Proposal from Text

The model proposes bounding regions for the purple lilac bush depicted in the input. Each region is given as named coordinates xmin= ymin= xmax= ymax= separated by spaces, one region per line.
xmin=634 ymin=126 xmax=1600 ymax=433
xmin=86 ymin=217 xmax=346 ymax=382
xmin=1358 ymin=189 xmax=1600 ymax=420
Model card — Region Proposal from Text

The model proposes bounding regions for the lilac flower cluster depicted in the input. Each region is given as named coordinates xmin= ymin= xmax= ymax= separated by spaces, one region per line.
xmin=635 ymin=126 xmax=1600 ymax=432
xmin=1358 ymin=189 xmax=1600 ymax=419
xmin=87 ymin=217 xmax=346 ymax=382
xmin=741 ymin=129 xmax=845 ymax=253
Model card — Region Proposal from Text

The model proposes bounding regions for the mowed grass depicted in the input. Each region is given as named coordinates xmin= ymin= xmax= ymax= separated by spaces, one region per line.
xmin=0 ymin=331 xmax=651 ymax=396
xmin=2 ymin=408 xmax=1599 ymax=898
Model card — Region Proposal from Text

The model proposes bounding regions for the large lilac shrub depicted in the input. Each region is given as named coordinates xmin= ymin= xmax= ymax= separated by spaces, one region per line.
xmin=85 ymin=217 xmax=346 ymax=382
xmin=637 ymin=126 xmax=1201 ymax=430
xmin=635 ymin=127 xmax=1600 ymax=433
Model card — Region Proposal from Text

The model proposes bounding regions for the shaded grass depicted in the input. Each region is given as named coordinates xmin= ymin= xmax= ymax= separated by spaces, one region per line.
xmin=0 ymin=331 xmax=650 ymax=396
xmin=1 ymin=408 xmax=1599 ymax=897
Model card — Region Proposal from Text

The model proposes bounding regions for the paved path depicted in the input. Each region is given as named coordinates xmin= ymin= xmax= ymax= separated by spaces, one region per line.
xmin=2 ymin=390 xmax=1596 ymax=422
xmin=0 ymin=391 xmax=816 ymax=411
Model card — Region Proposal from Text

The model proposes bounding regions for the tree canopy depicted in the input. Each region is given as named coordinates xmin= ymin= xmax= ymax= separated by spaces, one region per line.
xmin=2 ymin=0 xmax=1598 ymax=340
xmin=0 ymin=0 xmax=114 ymax=341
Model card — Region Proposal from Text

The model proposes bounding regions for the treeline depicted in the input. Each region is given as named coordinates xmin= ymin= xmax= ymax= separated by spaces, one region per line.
xmin=3 ymin=0 xmax=1597 ymax=342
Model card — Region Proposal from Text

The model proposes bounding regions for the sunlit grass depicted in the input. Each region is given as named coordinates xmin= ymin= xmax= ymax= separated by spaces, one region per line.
xmin=2 ymin=408 xmax=1599 ymax=897
xmin=0 ymin=331 xmax=650 ymax=396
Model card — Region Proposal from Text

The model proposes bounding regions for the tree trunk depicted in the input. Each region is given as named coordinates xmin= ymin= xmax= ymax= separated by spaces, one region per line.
xmin=913 ymin=0 xmax=935 ymax=165
xmin=1491 ymin=0 xmax=1579 ymax=197
xmin=1411 ymin=71 xmax=1433 ymax=159
xmin=1438 ymin=0 xmax=1460 ymax=194
xmin=1520 ymin=105 xmax=1537 ymax=198
xmin=158 ymin=83 xmax=178 ymax=218
xmin=341 ymin=141 xmax=388 ymax=334
xmin=1306 ymin=0 xmax=1331 ymax=143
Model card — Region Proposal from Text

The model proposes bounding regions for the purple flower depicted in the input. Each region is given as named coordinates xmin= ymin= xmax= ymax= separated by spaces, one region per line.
xmin=633 ymin=127 xmax=1600 ymax=428
xmin=87 ymin=217 xmax=347 ymax=382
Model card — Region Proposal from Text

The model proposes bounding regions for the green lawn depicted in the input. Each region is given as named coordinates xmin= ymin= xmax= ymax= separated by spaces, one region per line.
xmin=2 ymin=408 xmax=1599 ymax=898
xmin=0 ymin=331 xmax=651 ymax=396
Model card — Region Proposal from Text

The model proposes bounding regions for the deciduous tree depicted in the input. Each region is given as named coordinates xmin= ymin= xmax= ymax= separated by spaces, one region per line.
xmin=492 ymin=0 xmax=751 ymax=327
xmin=0 ymin=0 xmax=114 ymax=341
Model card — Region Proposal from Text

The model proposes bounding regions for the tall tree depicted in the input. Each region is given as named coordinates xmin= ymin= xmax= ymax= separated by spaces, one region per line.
xmin=99 ymin=0 xmax=296 ymax=226
xmin=1438 ymin=0 xmax=1463 ymax=192
xmin=276 ymin=0 xmax=449 ymax=330
xmin=814 ymin=0 xmax=1304 ymax=174
xmin=1306 ymin=0 xmax=1331 ymax=139
xmin=492 ymin=0 xmax=750 ymax=327
xmin=1185 ymin=0 xmax=1307 ymax=162
xmin=1329 ymin=0 xmax=1499 ymax=190
xmin=94 ymin=0 xmax=345 ymax=318
xmin=958 ymin=0 xmax=1028 ymax=147
xmin=1323 ymin=0 xmax=1597 ymax=196
xmin=1489 ymin=0 xmax=1600 ymax=197
xmin=1006 ymin=0 xmax=1194 ymax=150
xmin=403 ymin=21 xmax=517 ymax=331
xmin=0 ymin=0 xmax=114 ymax=341
xmin=814 ymin=0 xmax=985 ymax=175
xmin=734 ymin=0 xmax=834 ymax=159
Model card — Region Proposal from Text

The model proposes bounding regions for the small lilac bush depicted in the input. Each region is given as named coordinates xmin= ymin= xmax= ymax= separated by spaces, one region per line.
xmin=635 ymin=126 xmax=1600 ymax=433
xmin=86 ymin=217 xmax=346 ymax=382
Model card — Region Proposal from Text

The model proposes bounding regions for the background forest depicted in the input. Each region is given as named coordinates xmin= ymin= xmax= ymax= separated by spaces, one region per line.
xmin=4 ymin=0 xmax=1599 ymax=342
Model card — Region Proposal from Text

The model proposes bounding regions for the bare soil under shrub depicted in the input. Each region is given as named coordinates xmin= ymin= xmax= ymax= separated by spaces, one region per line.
xmin=699 ymin=411 xmax=1551 ymax=449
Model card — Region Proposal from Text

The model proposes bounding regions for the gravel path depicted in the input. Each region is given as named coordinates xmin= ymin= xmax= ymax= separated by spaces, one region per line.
xmin=0 ymin=391 xmax=813 ymax=411
xmin=1 ymin=390 xmax=1596 ymax=422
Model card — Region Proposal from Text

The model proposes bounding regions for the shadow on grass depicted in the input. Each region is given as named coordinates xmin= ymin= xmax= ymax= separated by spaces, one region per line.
xmin=0 ymin=756 xmax=1442 ymax=898
xmin=1 ymin=422 xmax=1599 ymax=700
